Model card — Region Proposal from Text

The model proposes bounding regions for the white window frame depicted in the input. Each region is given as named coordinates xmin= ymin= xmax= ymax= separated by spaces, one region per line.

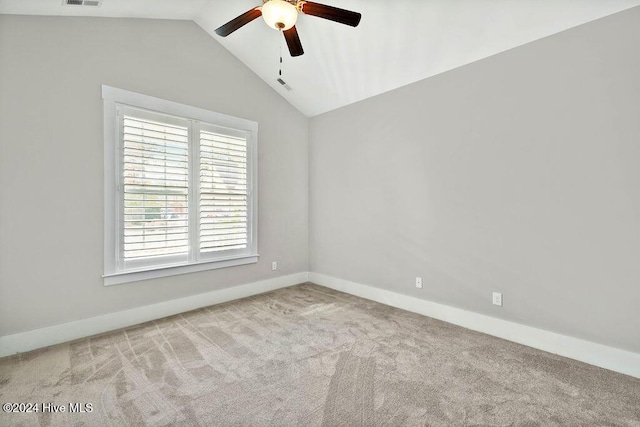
xmin=102 ymin=85 xmax=258 ymax=286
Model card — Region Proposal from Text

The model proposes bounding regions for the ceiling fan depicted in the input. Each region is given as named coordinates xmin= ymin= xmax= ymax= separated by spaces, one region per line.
xmin=214 ymin=0 xmax=362 ymax=57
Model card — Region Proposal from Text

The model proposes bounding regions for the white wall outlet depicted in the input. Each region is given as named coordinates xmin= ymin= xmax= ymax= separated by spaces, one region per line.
xmin=492 ymin=292 xmax=503 ymax=306
xmin=415 ymin=277 xmax=423 ymax=289
xmin=271 ymin=261 xmax=277 ymax=271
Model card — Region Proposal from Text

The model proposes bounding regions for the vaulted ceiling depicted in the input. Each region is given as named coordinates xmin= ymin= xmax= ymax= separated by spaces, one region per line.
xmin=2 ymin=0 xmax=639 ymax=116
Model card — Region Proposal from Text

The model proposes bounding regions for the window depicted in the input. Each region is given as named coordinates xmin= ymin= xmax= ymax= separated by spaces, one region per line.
xmin=102 ymin=86 xmax=258 ymax=285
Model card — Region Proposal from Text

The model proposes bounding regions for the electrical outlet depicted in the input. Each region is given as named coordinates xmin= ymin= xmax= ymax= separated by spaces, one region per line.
xmin=271 ymin=261 xmax=277 ymax=271
xmin=492 ymin=292 xmax=503 ymax=306
xmin=415 ymin=277 xmax=423 ymax=289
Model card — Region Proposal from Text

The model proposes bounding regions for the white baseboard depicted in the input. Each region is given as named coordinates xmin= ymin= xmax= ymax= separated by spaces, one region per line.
xmin=0 ymin=272 xmax=309 ymax=358
xmin=3 ymin=271 xmax=638 ymax=380
xmin=309 ymin=272 xmax=640 ymax=379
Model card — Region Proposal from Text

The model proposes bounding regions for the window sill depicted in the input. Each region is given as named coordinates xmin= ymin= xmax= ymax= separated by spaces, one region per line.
xmin=103 ymin=254 xmax=259 ymax=286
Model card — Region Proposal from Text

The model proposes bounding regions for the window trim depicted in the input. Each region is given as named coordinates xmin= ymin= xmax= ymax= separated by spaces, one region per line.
xmin=102 ymin=85 xmax=258 ymax=286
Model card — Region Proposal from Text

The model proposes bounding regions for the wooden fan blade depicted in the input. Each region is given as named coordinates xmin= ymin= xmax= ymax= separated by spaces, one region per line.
xmin=215 ymin=7 xmax=262 ymax=36
xmin=299 ymin=1 xmax=361 ymax=27
xmin=283 ymin=26 xmax=304 ymax=57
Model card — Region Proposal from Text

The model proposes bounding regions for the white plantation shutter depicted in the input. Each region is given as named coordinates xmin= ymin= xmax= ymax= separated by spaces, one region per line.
xmin=121 ymin=111 xmax=190 ymax=265
xmin=104 ymin=86 xmax=257 ymax=284
xmin=199 ymin=128 xmax=249 ymax=253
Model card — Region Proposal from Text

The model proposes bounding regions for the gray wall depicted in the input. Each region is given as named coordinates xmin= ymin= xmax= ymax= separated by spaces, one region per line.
xmin=0 ymin=16 xmax=309 ymax=336
xmin=2 ymin=9 xmax=639 ymax=355
xmin=310 ymin=7 xmax=640 ymax=353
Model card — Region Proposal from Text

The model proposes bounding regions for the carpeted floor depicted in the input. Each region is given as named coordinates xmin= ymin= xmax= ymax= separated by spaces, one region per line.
xmin=0 ymin=283 xmax=639 ymax=426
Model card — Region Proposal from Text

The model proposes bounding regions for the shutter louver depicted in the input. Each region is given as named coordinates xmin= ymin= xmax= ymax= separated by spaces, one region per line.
xmin=199 ymin=130 xmax=248 ymax=252
xmin=122 ymin=115 xmax=189 ymax=260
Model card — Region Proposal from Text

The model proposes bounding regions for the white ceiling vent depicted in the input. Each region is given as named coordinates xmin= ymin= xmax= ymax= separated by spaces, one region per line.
xmin=64 ymin=0 xmax=102 ymax=6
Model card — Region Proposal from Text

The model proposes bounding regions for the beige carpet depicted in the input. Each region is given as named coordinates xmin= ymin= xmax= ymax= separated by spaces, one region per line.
xmin=1 ymin=283 xmax=639 ymax=426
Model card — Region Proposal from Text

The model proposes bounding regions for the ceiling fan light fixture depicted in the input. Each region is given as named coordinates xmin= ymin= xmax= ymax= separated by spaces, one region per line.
xmin=262 ymin=0 xmax=298 ymax=31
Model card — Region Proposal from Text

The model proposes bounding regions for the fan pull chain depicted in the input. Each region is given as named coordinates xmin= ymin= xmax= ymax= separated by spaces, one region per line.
xmin=279 ymin=36 xmax=283 ymax=78
xmin=276 ymin=33 xmax=290 ymax=90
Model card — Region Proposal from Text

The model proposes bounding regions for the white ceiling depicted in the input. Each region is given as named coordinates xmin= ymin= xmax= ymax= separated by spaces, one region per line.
xmin=2 ymin=0 xmax=639 ymax=117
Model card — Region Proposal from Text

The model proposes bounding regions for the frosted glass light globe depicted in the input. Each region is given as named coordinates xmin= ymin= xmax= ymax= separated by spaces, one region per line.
xmin=262 ymin=0 xmax=298 ymax=31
